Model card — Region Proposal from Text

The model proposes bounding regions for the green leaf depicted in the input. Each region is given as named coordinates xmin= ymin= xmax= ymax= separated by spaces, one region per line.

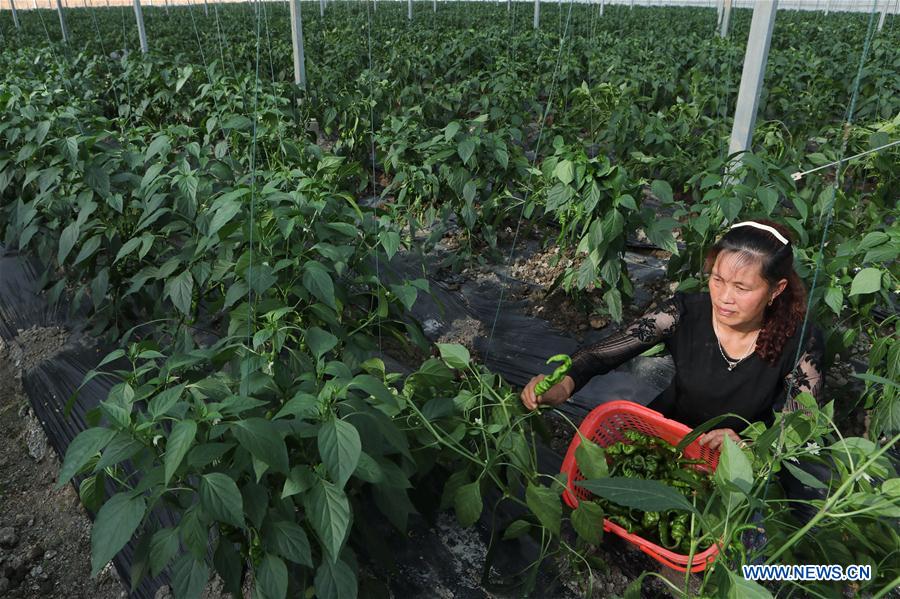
xmin=318 ymin=418 xmax=362 ymax=488
xmin=444 ymin=121 xmax=461 ymax=141
xmin=208 ymin=199 xmax=243 ymax=239
xmin=306 ymin=327 xmax=338 ymax=360
xmin=604 ymin=288 xmax=623 ymax=323
xmin=148 ymin=384 xmax=185 ymax=420
xmin=91 ymin=492 xmax=146 ymax=576
xmin=379 ymin=231 xmax=401 ymax=260
xmin=314 ymin=559 xmax=358 ymax=599
xmin=262 ymin=520 xmax=313 ymax=567
xmin=353 ymin=451 xmax=384 ymax=484
xmin=114 ymin=237 xmax=142 ymax=264
xmin=502 ymin=519 xmax=531 ymax=540
xmin=171 ymin=554 xmax=208 ymax=599
xmin=214 ymin=538 xmax=243 ymax=597
xmin=85 ymin=164 xmax=110 ymax=198
xmin=166 ymin=270 xmax=194 ymax=316
xmin=783 ymin=461 xmax=827 ymax=490
xmin=462 ymin=180 xmax=476 ymax=203
xmin=651 ymin=180 xmax=673 ymax=204
xmin=305 ymin=478 xmax=351 ymax=563
xmin=882 ymin=479 xmax=900 ymax=497
xmin=715 ymin=435 xmax=753 ymax=497
xmin=164 ymin=420 xmax=197 ymax=484
xmin=572 ymin=501 xmax=605 ymax=545
xmin=848 ymin=267 xmax=882 ymax=296
xmin=727 ymin=569 xmax=774 ymax=598
xmin=232 ymin=418 xmax=288 ymax=473
xmin=576 ymin=478 xmax=695 ymax=514
xmin=575 ymin=437 xmax=608 ymax=480
xmin=149 ymin=528 xmax=179 ymax=578
xmin=222 ymin=115 xmax=252 ymax=130
xmin=200 ymin=473 xmax=245 ymax=528
xmin=457 ymin=138 xmax=476 ymax=164
xmin=57 ymin=221 xmax=79 ymax=265
xmin=254 ymin=554 xmax=288 ymax=599
xmin=454 ymin=482 xmax=483 ymax=528
xmin=525 ymin=483 xmax=561 ymax=536
xmin=824 ymin=286 xmax=843 ymax=315
xmin=554 ymin=159 xmax=575 ymax=185
xmin=74 ymin=235 xmax=102 ymax=266
xmin=145 ymin=134 xmax=171 ymax=162
xmin=303 ymin=262 xmax=336 ymax=309
xmin=58 ymin=428 xmax=116 ymax=487
xmin=436 ymin=343 xmax=470 ymax=370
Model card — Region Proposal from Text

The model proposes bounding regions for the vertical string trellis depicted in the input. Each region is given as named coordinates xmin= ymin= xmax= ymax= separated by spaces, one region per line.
xmin=748 ymin=1 xmax=883 ymax=562
xmin=241 ymin=0 xmax=264 ymax=397
xmin=483 ymin=0 xmax=576 ymax=364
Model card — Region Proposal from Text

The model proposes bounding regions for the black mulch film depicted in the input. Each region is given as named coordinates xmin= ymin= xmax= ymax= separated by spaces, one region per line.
xmin=0 ymin=238 xmax=677 ymax=598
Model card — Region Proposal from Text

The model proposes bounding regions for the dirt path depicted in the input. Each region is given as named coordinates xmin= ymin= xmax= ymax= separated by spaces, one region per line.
xmin=0 ymin=333 xmax=125 ymax=599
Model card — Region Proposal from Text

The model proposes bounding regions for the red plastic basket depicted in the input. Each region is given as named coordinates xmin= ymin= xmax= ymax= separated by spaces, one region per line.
xmin=560 ymin=401 xmax=721 ymax=572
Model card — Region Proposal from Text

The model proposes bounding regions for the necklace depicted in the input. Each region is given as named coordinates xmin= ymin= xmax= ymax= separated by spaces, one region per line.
xmin=712 ymin=316 xmax=760 ymax=371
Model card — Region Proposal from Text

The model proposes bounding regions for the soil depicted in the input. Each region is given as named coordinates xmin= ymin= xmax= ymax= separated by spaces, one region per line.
xmin=0 ymin=331 xmax=126 ymax=599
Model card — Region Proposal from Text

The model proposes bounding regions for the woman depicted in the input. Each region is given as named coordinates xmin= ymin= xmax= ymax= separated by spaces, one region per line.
xmin=520 ymin=219 xmax=825 ymax=450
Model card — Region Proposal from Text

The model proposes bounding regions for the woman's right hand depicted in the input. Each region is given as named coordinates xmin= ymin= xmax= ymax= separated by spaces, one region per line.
xmin=520 ymin=375 xmax=575 ymax=411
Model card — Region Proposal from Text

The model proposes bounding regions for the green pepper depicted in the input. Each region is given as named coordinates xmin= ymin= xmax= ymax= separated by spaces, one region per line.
xmin=621 ymin=467 xmax=637 ymax=478
xmin=658 ymin=515 xmax=678 ymax=549
xmin=606 ymin=442 xmax=623 ymax=456
xmin=642 ymin=511 xmax=660 ymax=529
xmin=680 ymin=537 xmax=693 ymax=554
xmin=631 ymin=455 xmax=646 ymax=472
xmin=621 ymin=443 xmax=637 ymax=455
xmin=533 ymin=354 xmax=572 ymax=396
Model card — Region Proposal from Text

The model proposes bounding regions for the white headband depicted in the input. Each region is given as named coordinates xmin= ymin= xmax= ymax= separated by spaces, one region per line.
xmin=730 ymin=221 xmax=790 ymax=245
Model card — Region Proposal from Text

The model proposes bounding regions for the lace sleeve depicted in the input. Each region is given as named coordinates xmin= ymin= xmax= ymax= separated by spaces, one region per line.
xmin=780 ymin=327 xmax=825 ymax=414
xmin=567 ymin=295 xmax=682 ymax=394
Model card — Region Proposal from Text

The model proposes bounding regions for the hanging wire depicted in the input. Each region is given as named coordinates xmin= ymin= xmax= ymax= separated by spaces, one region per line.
xmin=242 ymin=0 xmax=264 ymax=396
xmin=483 ymin=0 xmax=576 ymax=363
xmin=32 ymin=1 xmax=86 ymax=137
xmin=211 ymin=1 xmax=235 ymax=80
xmin=86 ymin=0 xmax=125 ymax=134
xmin=187 ymin=0 xmax=212 ymax=79
xmin=365 ymin=0 xmax=382 ymax=356
xmin=751 ymin=1 xmax=883 ymax=558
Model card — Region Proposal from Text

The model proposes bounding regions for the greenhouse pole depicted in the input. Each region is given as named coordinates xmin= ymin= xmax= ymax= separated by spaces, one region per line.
xmin=434 ymin=0 xmax=437 ymax=12
xmin=533 ymin=0 xmax=538 ymax=29
xmin=727 ymin=0 xmax=777 ymax=175
xmin=600 ymin=0 xmax=604 ymax=16
xmin=878 ymin=0 xmax=889 ymax=31
xmin=289 ymin=0 xmax=307 ymax=88
xmin=719 ymin=0 xmax=731 ymax=36
xmin=203 ymin=0 xmax=208 ymax=16
xmin=9 ymin=0 xmax=20 ymax=30
xmin=134 ymin=0 xmax=148 ymax=53
xmin=319 ymin=0 xmax=323 ymax=17
xmin=407 ymin=0 xmax=412 ymax=21
xmin=56 ymin=0 xmax=69 ymax=42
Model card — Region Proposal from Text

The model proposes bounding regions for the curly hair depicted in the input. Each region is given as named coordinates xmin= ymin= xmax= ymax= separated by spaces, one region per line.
xmin=702 ymin=219 xmax=807 ymax=366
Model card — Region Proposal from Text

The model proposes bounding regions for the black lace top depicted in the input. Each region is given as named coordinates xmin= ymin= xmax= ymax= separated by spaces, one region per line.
xmin=567 ymin=291 xmax=825 ymax=431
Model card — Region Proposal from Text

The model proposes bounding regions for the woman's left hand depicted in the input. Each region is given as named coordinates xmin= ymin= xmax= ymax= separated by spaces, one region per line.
xmin=698 ymin=428 xmax=744 ymax=451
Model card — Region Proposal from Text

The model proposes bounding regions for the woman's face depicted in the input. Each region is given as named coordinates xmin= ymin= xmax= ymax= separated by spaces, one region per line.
xmin=709 ymin=251 xmax=784 ymax=328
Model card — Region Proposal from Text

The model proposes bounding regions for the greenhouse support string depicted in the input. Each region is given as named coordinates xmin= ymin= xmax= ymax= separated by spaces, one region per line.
xmin=750 ymin=3 xmax=882 ymax=560
xmin=484 ymin=0 xmax=575 ymax=364
xmin=790 ymin=139 xmax=900 ymax=181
